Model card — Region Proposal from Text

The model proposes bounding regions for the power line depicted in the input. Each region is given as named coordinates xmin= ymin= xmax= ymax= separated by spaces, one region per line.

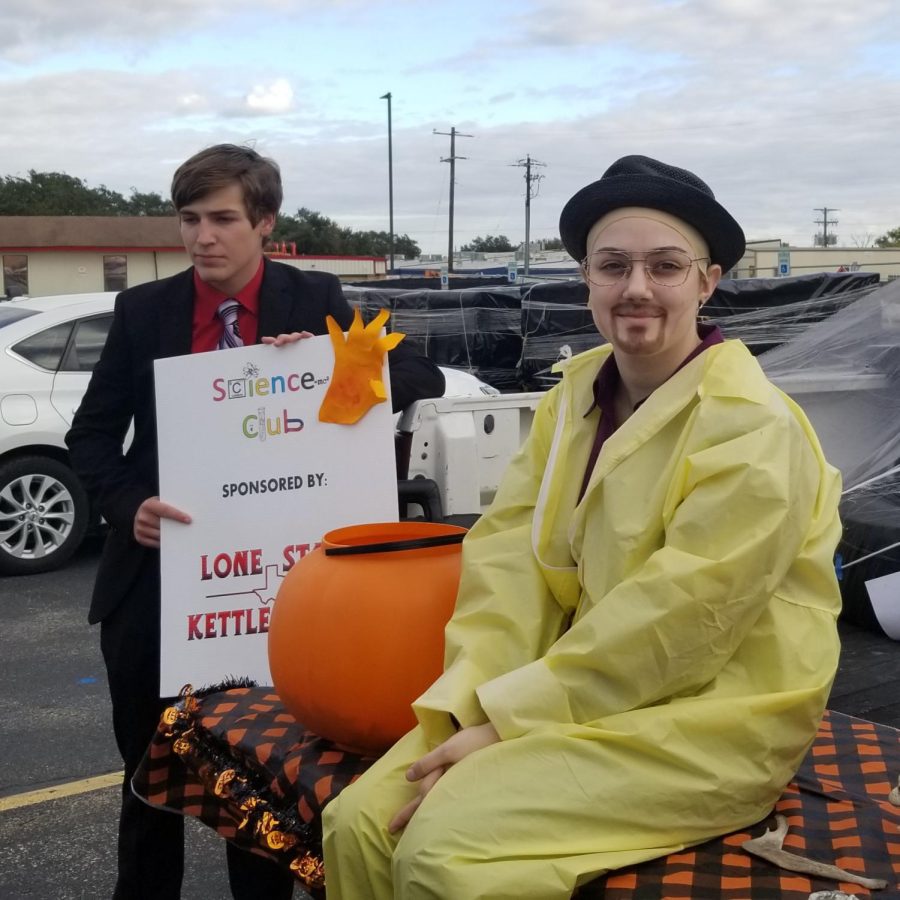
xmin=511 ymin=155 xmax=546 ymax=276
xmin=814 ymin=207 xmax=839 ymax=247
xmin=434 ymin=126 xmax=473 ymax=272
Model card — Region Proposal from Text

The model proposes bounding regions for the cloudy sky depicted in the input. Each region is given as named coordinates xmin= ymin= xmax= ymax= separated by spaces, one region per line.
xmin=1 ymin=0 xmax=899 ymax=254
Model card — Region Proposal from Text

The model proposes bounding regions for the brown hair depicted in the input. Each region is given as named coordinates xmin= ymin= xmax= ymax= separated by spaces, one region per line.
xmin=170 ymin=144 xmax=283 ymax=225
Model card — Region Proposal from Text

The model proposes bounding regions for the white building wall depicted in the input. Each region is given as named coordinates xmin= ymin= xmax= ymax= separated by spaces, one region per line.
xmin=23 ymin=252 xmax=105 ymax=296
xmin=275 ymin=257 xmax=387 ymax=277
xmin=15 ymin=251 xmax=383 ymax=296
xmin=753 ymin=247 xmax=900 ymax=280
xmin=9 ymin=251 xmax=190 ymax=296
xmin=152 ymin=252 xmax=191 ymax=280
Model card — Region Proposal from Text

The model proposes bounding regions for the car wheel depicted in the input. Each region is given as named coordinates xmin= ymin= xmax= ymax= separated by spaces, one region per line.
xmin=0 ymin=456 xmax=89 ymax=576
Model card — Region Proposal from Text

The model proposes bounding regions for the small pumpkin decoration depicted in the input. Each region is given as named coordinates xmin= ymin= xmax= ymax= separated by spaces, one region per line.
xmin=268 ymin=521 xmax=466 ymax=753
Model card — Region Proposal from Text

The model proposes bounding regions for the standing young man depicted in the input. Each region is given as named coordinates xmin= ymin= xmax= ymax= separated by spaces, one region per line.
xmin=66 ymin=144 xmax=444 ymax=899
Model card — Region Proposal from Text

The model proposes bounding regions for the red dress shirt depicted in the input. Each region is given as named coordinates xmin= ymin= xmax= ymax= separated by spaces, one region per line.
xmin=190 ymin=259 xmax=265 ymax=353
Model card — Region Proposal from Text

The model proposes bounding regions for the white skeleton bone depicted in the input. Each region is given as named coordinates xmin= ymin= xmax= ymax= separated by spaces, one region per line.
xmin=742 ymin=815 xmax=888 ymax=890
xmin=889 ymin=775 xmax=900 ymax=807
xmin=807 ymin=892 xmax=860 ymax=900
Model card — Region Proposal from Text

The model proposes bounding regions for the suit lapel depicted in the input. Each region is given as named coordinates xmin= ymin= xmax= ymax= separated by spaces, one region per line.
xmin=157 ymin=268 xmax=195 ymax=358
xmin=257 ymin=259 xmax=294 ymax=340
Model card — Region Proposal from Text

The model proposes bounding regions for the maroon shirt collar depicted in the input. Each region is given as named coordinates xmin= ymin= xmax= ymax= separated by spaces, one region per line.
xmin=578 ymin=323 xmax=724 ymax=503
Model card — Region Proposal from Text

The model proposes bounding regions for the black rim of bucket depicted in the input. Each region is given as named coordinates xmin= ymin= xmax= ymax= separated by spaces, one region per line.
xmin=324 ymin=531 xmax=466 ymax=556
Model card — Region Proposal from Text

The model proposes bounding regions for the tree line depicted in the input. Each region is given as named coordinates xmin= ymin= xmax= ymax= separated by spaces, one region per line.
xmin=875 ymin=227 xmax=900 ymax=248
xmin=460 ymin=235 xmax=565 ymax=252
xmin=9 ymin=169 xmax=897 ymax=253
xmin=0 ymin=171 xmax=174 ymax=216
xmin=270 ymin=208 xmax=420 ymax=258
xmin=0 ymin=170 xmax=421 ymax=257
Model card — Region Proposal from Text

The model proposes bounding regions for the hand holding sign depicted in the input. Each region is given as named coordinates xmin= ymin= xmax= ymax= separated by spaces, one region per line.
xmin=134 ymin=496 xmax=192 ymax=548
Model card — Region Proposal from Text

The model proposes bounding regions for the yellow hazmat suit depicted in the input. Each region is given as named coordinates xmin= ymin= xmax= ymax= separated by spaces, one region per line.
xmin=323 ymin=339 xmax=842 ymax=900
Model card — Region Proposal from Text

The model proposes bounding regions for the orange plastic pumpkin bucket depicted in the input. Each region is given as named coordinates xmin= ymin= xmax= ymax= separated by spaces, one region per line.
xmin=268 ymin=521 xmax=467 ymax=754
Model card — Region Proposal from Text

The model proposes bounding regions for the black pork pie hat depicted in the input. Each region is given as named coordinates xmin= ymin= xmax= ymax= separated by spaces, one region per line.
xmin=559 ymin=155 xmax=746 ymax=272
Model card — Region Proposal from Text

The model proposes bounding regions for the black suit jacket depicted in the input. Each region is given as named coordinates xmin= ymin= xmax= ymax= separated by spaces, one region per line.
xmin=66 ymin=259 xmax=443 ymax=624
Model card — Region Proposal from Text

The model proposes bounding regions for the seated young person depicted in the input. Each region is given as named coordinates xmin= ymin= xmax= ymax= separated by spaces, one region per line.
xmin=321 ymin=155 xmax=843 ymax=899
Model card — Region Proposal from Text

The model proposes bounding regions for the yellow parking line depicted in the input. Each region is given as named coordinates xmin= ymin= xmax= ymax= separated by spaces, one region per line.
xmin=0 ymin=771 xmax=123 ymax=812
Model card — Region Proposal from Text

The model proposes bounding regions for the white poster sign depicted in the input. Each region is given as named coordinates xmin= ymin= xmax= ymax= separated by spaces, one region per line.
xmin=154 ymin=335 xmax=398 ymax=695
xmin=865 ymin=569 xmax=900 ymax=640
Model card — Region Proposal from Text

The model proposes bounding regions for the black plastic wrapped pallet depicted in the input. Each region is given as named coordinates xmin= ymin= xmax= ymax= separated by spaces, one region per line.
xmin=388 ymin=288 xmax=524 ymax=391
xmin=519 ymin=281 xmax=599 ymax=391
xmin=353 ymin=289 xmax=394 ymax=314
xmin=344 ymin=270 xmax=884 ymax=391
xmin=709 ymin=272 xmax=882 ymax=354
xmin=709 ymin=271 xmax=881 ymax=315
xmin=838 ymin=522 xmax=900 ymax=638
xmin=345 ymin=275 xmax=511 ymax=291
xmin=837 ymin=470 xmax=900 ymax=638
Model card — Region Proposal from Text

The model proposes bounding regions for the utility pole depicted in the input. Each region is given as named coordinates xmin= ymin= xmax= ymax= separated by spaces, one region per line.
xmin=814 ymin=207 xmax=839 ymax=247
xmin=512 ymin=155 xmax=546 ymax=276
xmin=380 ymin=92 xmax=394 ymax=272
xmin=434 ymin=127 xmax=472 ymax=272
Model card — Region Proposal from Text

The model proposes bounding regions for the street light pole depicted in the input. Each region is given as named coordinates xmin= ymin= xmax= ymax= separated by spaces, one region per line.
xmin=380 ymin=92 xmax=394 ymax=273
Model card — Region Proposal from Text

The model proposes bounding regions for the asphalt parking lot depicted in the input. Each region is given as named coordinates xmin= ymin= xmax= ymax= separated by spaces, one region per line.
xmin=2 ymin=535 xmax=897 ymax=899
xmin=0 ymin=536 xmax=311 ymax=900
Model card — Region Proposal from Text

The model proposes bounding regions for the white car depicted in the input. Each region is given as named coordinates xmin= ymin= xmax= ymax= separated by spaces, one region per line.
xmin=0 ymin=293 xmax=116 ymax=575
xmin=0 ymin=292 xmax=496 ymax=575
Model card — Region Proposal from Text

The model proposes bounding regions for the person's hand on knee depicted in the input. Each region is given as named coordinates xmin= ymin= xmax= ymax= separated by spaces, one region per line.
xmin=388 ymin=722 xmax=500 ymax=834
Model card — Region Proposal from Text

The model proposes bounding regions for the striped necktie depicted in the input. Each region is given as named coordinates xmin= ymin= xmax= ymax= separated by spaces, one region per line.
xmin=216 ymin=298 xmax=243 ymax=350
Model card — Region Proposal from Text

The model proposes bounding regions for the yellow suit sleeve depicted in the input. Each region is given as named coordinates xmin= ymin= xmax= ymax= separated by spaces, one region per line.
xmin=476 ymin=395 xmax=839 ymax=739
xmin=414 ymin=389 xmax=569 ymax=742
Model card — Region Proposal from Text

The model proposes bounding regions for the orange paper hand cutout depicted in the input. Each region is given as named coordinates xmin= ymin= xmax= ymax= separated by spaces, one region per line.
xmin=318 ymin=308 xmax=405 ymax=425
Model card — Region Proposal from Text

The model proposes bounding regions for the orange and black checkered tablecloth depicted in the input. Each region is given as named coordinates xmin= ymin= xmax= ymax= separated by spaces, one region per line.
xmin=133 ymin=688 xmax=900 ymax=898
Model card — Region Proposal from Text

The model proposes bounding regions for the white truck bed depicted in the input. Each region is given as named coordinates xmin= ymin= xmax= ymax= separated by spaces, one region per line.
xmin=397 ymin=392 xmax=545 ymax=516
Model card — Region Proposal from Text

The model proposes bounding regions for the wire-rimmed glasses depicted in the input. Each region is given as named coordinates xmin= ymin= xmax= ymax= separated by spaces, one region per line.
xmin=582 ymin=249 xmax=708 ymax=288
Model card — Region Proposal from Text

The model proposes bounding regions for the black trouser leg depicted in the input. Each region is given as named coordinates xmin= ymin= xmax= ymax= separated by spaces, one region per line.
xmin=100 ymin=557 xmax=185 ymax=900
xmin=226 ymin=841 xmax=295 ymax=900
